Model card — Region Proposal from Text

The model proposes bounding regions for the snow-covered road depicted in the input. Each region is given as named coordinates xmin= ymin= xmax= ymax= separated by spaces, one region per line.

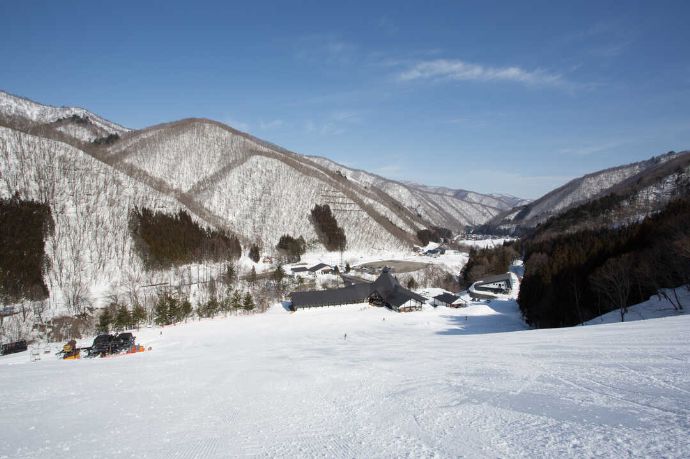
xmin=1 ymin=301 xmax=689 ymax=458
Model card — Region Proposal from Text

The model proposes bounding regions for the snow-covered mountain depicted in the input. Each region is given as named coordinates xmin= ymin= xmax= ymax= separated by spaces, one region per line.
xmin=487 ymin=151 xmax=690 ymax=233
xmin=0 ymin=90 xmax=128 ymax=143
xmin=308 ymin=156 xmax=520 ymax=229
xmin=0 ymin=125 xmax=190 ymax=312
xmin=0 ymin=90 xmax=520 ymax=312
xmin=99 ymin=118 xmax=424 ymax=251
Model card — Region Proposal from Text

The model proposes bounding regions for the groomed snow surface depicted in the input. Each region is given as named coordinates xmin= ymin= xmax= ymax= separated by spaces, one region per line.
xmin=2 ymin=298 xmax=689 ymax=458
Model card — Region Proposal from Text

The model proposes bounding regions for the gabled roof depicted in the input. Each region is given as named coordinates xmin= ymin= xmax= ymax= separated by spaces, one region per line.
xmin=476 ymin=273 xmax=512 ymax=285
xmin=387 ymin=288 xmax=427 ymax=307
xmin=309 ymin=263 xmax=332 ymax=272
xmin=370 ymin=268 xmax=426 ymax=308
xmin=370 ymin=269 xmax=398 ymax=298
xmin=289 ymin=268 xmax=427 ymax=310
xmin=291 ymin=267 xmax=310 ymax=273
xmin=290 ymin=283 xmax=371 ymax=308
xmin=433 ymin=293 xmax=459 ymax=304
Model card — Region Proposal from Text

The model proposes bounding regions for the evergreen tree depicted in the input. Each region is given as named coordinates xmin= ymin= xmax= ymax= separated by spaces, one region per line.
xmin=114 ymin=304 xmax=132 ymax=331
xmin=132 ymin=304 xmax=147 ymax=328
xmin=243 ymin=292 xmax=255 ymax=311
xmin=167 ymin=295 xmax=180 ymax=323
xmin=231 ymin=290 xmax=242 ymax=312
xmin=224 ymin=264 xmax=236 ymax=287
xmin=207 ymin=277 xmax=218 ymax=302
xmin=97 ymin=308 xmax=112 ymax=333
xmin=154 ymin=293 xmax=172 ymax=325
xmin=273 ymin=265 xmax=285 ymax=284
xmin=220 ymin=296 xmax=232 ymax=315
xmin=203 ymin=297 xmax=219 ymax=318
xmin=248 ymin=244 xmax=261 ymax=263
xmin=179 ymin=298 xmax=193 ymax=321
xmin=345 ymin=263 xmax=351 ymax=273
xmin=248 ymin=266 xmax=257 ymax=284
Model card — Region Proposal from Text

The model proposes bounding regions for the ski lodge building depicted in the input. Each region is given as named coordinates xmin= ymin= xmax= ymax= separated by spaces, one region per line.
xmin=289 ymin=268 xmax=427 ymax=313
xmin=432 ymin=292 xmax=460 ymax=307
xmin=468 ymin=273 xmax=514 ymax=300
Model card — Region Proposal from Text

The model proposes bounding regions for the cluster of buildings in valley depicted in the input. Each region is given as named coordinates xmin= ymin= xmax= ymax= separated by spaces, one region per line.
xmin=286 ymin=262 xmax=519 ymax=313
xmin=288 ymin=263 xmax=334 ymax=276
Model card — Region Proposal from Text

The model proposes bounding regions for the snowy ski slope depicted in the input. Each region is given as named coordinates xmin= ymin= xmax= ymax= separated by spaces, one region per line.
xmin=1 ymin=300 xmax=688 ymax=458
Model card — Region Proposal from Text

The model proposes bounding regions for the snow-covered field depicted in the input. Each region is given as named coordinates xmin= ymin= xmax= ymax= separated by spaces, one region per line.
xmin=454 ymin=237 xmax=515 ymax=249
xmin=2 ymin=298 xmax=689 ymax=458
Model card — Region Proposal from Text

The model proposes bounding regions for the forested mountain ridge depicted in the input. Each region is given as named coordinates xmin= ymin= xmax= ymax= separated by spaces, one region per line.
xmin=518 ymin=194 xmax=690 ymax=327
xmin=486 ymin=151 xmax=690 ymax=235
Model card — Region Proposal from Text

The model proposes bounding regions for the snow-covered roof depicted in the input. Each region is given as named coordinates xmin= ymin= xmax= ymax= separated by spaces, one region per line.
xmin=476 ymin=273 xmax=513 ymax=285
xmin=433 ymin=293 xmax=459 ymax=304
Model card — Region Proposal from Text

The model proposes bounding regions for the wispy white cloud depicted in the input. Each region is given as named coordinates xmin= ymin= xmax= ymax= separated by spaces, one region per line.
xmin=294 ymin=35 xmax=358 ymax=66
xmin=589 ymin=39 xmax=632 ymax=58
xmin=304 ymin=110 xmax=363 ymax=136
xmin=373 ymin=164 xmax=403 ymax=178
xmin=330 ymin=110 xmax=362 ymax=123
xmin=258 ymin=119 xmax=284 ymax=130
xmin=377 ymin=15 xmax=399 ymax=36
xmin=305 ymin=120 xmax=345 ymax=136
xmin=558 ymin=139 xmax=629 ymax=156
xmin=398 ymin=59 xmax=565 ymax=87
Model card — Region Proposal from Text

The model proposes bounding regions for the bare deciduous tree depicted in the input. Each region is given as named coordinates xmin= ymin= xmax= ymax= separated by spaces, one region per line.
xmin=590 ymin=256 xmax=632 ymax=322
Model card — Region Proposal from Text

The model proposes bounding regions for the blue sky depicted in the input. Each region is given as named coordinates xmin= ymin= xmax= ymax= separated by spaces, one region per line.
xmin=1 ymin=1 xmax=689 ymax=199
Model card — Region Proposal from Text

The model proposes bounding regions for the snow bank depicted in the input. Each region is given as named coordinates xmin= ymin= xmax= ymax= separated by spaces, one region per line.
xmin=585 ymin=286 xmax=690 ymax=325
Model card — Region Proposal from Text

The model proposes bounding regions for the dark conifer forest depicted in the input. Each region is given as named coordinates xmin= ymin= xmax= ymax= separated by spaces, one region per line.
xmin=517 ymin=197 xmax=690 ymax=327
xmin=0 ymin=194 xmax=53 ymax=301
xmin=129 ymin=207 xmax=241 ymax=268
xmin=462 ymin=193 xmax=690 ymax=328
xmin=416 ymin=226 xmax=453 ymax=246
xmin=461 ymin=243 xmax=520 ymax=286
xmin=276 ymin=234 xmax=306 ymax=262
xmin=310 ymin=204 xmax=346 ymax=251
